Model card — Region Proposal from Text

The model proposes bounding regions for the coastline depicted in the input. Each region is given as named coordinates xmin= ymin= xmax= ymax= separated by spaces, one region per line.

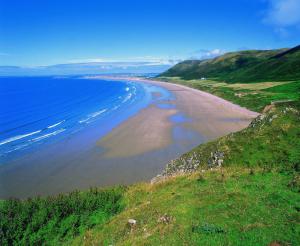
xmin=0 ymin=76 xmax=259 ymax=199
xmin=95 ymin=76 xmax=259 ymax=159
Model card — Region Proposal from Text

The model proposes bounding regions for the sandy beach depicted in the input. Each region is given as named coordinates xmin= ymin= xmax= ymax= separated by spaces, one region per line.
xmin=97 ymin=77 xmax=259 ymax=158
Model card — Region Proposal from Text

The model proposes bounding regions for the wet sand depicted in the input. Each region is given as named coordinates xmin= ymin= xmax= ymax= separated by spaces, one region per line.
xmin=98 ymin=105 xmax=178 ymax=158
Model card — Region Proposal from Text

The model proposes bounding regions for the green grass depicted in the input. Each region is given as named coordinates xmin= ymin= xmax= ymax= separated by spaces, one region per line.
xmin=71 ymin=169 xmax=300 ymax=246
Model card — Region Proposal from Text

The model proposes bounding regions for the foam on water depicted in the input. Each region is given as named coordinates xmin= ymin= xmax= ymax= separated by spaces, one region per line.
xmin=31 ymin=129 xmax=66 ymax=142
xmin=0 ymin=130 xmax=42 ymax=146
xmin=79 ymin=109 xmax=108 ymax=124
xmin=48 ymin=120 xmax=65 ymax=129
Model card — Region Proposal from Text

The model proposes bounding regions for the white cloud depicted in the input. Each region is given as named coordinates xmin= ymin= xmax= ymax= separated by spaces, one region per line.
xmin=264 ymin=0 xmax=300 ymax=26
xmin=67 ymin=56 xmax=180 ymax=66
xmin=263 ymin=0 xmax=300 ymax=36
xmin=189 ymin=49 xmax=225 ymax=60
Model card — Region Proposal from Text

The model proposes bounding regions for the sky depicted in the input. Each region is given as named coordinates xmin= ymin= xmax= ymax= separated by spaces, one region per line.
xmin=0 ymin=0 xmax=300 ymax=68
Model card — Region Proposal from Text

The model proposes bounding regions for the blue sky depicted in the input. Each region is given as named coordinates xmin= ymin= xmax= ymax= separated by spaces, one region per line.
xmin=0 ymin=0 xmax=300 ymax=67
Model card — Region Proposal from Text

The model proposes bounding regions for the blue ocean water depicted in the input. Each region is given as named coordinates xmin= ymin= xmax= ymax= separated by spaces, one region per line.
xmin=0 ymin=76 xmax=171 ymax=163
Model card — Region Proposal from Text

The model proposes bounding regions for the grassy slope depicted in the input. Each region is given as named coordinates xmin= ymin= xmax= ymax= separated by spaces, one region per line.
xmin=70 ymin=102 xmax=300 ymax=245
xmin=160 ymin=45 xmax=300 ymax=83
xmin=72 ymin=170 xmax=299 ymax=246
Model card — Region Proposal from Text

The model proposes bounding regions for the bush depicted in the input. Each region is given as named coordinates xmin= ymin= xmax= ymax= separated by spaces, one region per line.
xmin=0 ymin=186 xmax=125 ymax=245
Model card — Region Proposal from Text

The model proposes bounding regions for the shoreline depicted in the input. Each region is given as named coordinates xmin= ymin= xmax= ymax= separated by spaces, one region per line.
xmin=88 ymin=75 xmax=259 ymax=116
xmin=0 ymin=75 xmax=259 ymax=199
xmin=95 ymin=75 xmax=259 ymax=159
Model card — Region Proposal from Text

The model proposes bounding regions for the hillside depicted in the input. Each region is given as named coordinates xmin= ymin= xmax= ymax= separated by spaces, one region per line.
xmin=160 ymin=45 xmax=300 ymax=83
xmin=1 ymin=101 xmax=299 ymax=245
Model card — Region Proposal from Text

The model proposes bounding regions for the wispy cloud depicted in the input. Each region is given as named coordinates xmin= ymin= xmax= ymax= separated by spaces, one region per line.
xmin=189 ymin=49 xmax=225 ymax=60
xmin=67 ymin=58 xmax=106 ymax=63
xmin=263 ymin=0 xmax=300 ymax=37
xmin=67 ymin=56 xmax=180 ymax=66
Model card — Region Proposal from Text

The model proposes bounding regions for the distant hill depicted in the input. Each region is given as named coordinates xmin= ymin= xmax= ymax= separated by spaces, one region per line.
xmin=159 ymin=45 xmax=300 ymax=83
xmin=0 ymin=62 xmax=172 ymax=76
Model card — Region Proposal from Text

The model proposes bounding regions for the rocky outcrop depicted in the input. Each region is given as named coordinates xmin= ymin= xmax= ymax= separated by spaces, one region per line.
xmin=151 ymin=150 xmax=224 ymax=184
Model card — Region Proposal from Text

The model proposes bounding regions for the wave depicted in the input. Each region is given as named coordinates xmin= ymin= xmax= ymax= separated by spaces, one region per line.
xmin=31 ymin=129 xmax=66 ymax=142
xmin=48 ymin=120 xmax=65 ymax=129
xmin=0 ymin=130 xmax=42 ymax=146
xmin=4 ymin=143 xmax=30 ymax=154
xmin=79 ymin=109 xmax=107 ymax=124
xmin=122 ymin=93 xmax=132 ymax=103
xmin=121 ymin=84 xmax=137 ymax=103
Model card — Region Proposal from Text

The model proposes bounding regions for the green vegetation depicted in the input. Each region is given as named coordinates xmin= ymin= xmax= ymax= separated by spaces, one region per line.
xmin=157 ymin=76 xmax=300 ymax=112
xmin=160 ymin=45 xmax=300 ymax=83
xmin=0 ymin=187 xmax=125 ymax=245
xmin=72 ymin=170 xmax=300 ymax=245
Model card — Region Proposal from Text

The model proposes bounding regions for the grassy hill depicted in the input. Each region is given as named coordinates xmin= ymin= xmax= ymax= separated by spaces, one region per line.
xmin=160 ymin=45 xmax=300 ymax=83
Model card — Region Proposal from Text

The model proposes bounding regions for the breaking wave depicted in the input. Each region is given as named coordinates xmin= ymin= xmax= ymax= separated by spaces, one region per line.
xmin=0 ymin=130 xmax=42 ymax=146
